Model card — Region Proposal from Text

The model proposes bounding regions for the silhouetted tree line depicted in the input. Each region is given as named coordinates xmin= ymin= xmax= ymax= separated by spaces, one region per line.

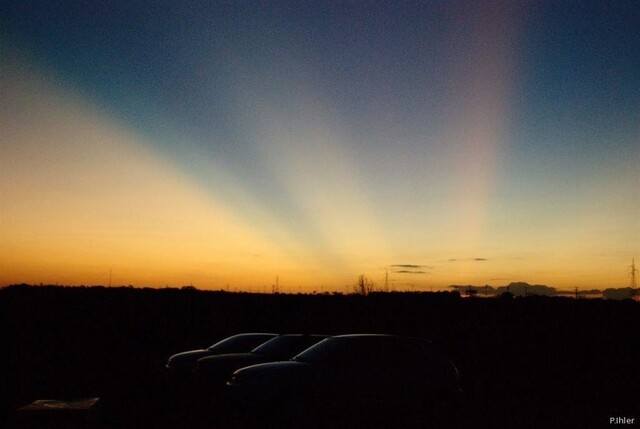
xmin=1 ymin=284 xmax=639 ymax=428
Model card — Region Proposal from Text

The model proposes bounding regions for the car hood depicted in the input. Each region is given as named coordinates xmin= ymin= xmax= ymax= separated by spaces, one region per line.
xmin=229 ymin=360 xmax=313 ymax=386
xmin=196 ymin=353 xmax=270 ymax=372
xmin=167 ymin=349 xmax=211 ymax=366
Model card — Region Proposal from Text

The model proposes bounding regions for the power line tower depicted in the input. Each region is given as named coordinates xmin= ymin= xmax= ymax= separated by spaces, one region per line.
xmin=629 ymin=259 xmax=638 ymax=289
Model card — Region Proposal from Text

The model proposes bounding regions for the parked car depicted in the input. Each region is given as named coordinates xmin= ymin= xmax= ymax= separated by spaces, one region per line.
xmin=226 ymin=334 xmax=462 ymax=427
xmin=165 ymin=332 xmax=277 ymax=376
xmin=195 ymin=334 xmax=329 ymax=388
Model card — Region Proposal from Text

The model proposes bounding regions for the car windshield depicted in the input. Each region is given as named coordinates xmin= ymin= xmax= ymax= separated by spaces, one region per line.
xmin=293 ymin=336 xmax=418 ymax=365
xmin=292 ymin=338 xmax=341 ymax=363
xmin=207 ymin=334 xmax=274 ymax=353
xmin=252 ymin=335 xmax=325 ymax=359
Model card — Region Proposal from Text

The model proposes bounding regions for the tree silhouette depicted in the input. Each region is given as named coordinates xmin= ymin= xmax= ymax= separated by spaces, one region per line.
xmin=355 ymin=274 xmax=374 ymax=295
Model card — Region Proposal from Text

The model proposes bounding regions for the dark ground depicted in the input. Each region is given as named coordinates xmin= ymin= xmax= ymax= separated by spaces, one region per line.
xmin=1 ymin=285 xmax=638 ymax=428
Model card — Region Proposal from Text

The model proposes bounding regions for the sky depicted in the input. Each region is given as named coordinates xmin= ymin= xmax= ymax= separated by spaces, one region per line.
xmin=1 ymin=1 xmax=639 ymax=291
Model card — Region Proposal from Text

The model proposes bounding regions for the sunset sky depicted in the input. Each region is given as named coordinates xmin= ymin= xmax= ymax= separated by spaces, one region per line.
xmin=1 ymin=1 xmax=638 ymax=291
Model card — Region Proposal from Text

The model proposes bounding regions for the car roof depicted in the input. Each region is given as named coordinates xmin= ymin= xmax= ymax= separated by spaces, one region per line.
xmin=228 ymin=332 xmax=278 ymax=337
xmin=332 ymin=333 xmax=428 ymax=341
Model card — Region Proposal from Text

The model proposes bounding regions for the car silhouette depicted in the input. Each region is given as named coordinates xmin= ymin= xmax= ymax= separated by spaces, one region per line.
xmin=195 ymin=334 xmax=329 ymax=388
xmin=226 ymin=334 xmax=462 ymax=428
xmin=165 ymin=332 xmax=277 ymax=376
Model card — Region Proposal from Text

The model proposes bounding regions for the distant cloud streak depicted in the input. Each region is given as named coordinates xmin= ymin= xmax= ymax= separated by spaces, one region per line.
xmin=391 ymin=264 xmax=431 ymax=269
xmin=391 ymin=264 xmax=432 ymax=275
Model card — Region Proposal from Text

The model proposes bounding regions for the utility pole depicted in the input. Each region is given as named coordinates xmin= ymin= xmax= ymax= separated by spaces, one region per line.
xmin=385 ymin=270 xmax=389 ymax=292
xmin=630 ymin=259 xmax=638 ymax=289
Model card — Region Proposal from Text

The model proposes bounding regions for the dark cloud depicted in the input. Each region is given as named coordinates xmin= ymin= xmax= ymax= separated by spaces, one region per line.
xmin=474 ymin=258 xmax=488 ymax=261
xmin=448 ymin=258 xmax=488 ymax=262
xmin=391 ymin=264 xmax=432 ymax=274
xmin=395 ymin=270 xmax=427 ymax=274
xmin=390 ymin=264 xmax=431 ymax=269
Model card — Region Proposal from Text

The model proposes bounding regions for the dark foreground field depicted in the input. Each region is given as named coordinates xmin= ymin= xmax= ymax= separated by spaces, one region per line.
xmin=1 ymin=285 xmax=638 ymax=428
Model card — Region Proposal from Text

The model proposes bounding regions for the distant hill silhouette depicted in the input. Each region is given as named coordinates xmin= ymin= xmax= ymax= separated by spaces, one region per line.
xmin=450 ymin=282 xmax=556 ymax=296
xmin=449 ymin=285 xmax=497 ymax=296
xmin=451 ymin=282 xmax=639 ymax=299
xmin=496 ymin=282 xmax=556 ymax=296
xmin=602 ymin=287 xmax=638 ymax=300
